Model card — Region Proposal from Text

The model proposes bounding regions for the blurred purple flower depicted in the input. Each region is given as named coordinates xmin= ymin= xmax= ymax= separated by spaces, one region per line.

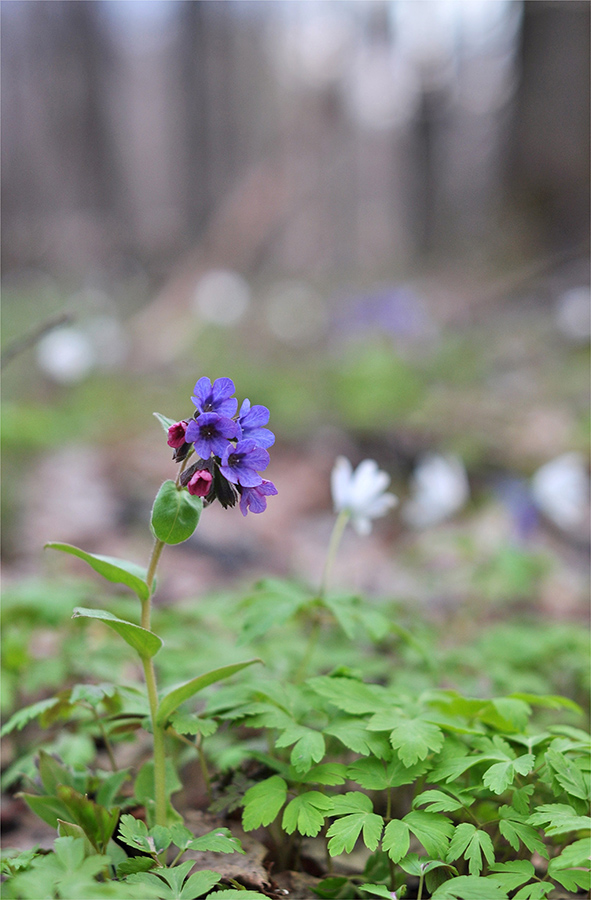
xmin=239 ymin=479 xmax=278 ymax=516
xmin=238 ymin=399 xmax=275 ymax=448
xmin=185 ymin=413 xmax=240 ymax=458
xmin=220 ymin=440 xmax=269 ymax=487
xmin=191 ymin=376 xmax=238 ymax=418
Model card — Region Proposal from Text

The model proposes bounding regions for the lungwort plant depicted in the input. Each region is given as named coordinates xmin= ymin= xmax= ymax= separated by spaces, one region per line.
xmin=1 ymin=377 xmax=590 ymax=900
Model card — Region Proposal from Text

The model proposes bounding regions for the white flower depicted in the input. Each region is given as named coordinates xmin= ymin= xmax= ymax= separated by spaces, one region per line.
xmin=402 ymin=453 xmax=469 ymax=529
xmin=531 ymin=452 xmax=590 ymax=532
xmin=331 ymin=456 xmax=398 ymax=535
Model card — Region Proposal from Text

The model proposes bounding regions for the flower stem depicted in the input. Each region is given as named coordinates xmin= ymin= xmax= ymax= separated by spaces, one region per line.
xmin=141 ymin=536 xmax=168 ymax=830
xmin=319 ymin=510 xmax=350 ymax=599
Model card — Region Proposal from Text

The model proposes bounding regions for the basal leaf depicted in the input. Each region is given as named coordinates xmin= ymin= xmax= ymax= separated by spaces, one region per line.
xmin=528 ymin=802 xmax=591 ymax=836
xmin=308 ymin=676 xmax=388 ymax=715
xmin=151 ymin=480 xmax=202 ymax=545
xmin=0 ymin=697 xmax=61 ymax=737
xmin=545 ymin=748 xmax=590 ymax=800
xmin=156 ymin=659 xmax=261 ymax=725
xmin=327 ymin=811 xmax=384 ymax=856
xmin=45 ymin=543 xmax=150 ymax=601
xmin=188 ymin=829 xmax=244 ymax=854
xmin=447 ymin=823 xmax=495 ymax=876
xmin=489 ymin=861 xmax=536 ymax=892
xmin=323 ymin=718 xmax=391 ymax=758
xmin=498 ymin=817 xmax=548 ymax=858
xmin=388 ymin=718 xmax=444 ymax=766
xmin=382 ymin=819 xmax=410 ymax=863
xmin=72 ymin=607 xmax=162 ymax=659
xmin=282 ymin=792 xmax=333 ymax=836
xmin=242 ymin=776 xmax=287 ymax=830
xmin=483 ymin=754 xmax=535 ymax=795
xmin=403 ymin=811 xmax=454 ymax=859
xmin=413 ymin=790 xmax=465 ymax=814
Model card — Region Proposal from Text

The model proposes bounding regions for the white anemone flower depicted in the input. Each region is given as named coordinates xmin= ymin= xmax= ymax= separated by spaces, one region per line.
xmin=331 ymin=456 xmax=398 ymax=535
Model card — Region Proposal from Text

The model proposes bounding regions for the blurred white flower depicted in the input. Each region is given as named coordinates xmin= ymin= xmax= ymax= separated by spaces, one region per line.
xmin=331 ymin=456 xmax=398 ymax=535
xmin=531 ymin=452 xmax=590 ymax=532
xmin=402 ymin=453 xmax=469 ymax=529
xmin=36 ymin=327 xmax=95 ymax=384
xmin=192 ymin=269 xmax=250 ymax=326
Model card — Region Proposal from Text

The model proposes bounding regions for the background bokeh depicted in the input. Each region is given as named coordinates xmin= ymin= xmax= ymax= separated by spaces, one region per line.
xmin=1 ymin=0 xmax=589 ymax=615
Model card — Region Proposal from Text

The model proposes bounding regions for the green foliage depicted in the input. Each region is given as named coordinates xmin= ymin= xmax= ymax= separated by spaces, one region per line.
xmin=72 ymin=607 xmax=163 ymax=659
xmin=156 ymin=659 xmax=261 ymax=726
xmin=151 ymin=480 xmax=203 ymax=545
xmin=44 ymin=543 xmax=151 ymax=601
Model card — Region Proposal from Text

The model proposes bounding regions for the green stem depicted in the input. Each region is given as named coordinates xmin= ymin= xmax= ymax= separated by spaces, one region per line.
xmin=140 ymin=536 xmax=168 ymax=831
xmin=294 ymin=615 xmax=322 ymax=683
xmin=143 ymin=656 xmax=168 ymax=829
xmin=319 ymin=510 xmax=350 ymax=599
xmin=417 ymin=868 xmax=425 ymax=900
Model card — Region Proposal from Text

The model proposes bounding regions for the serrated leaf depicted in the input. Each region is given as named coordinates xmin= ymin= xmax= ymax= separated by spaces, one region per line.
xmin=45 ymin=542 xmax=150 ymax=601
xmin=242 ymin=776 xmax=287 ymax=830
xmin=188 ymin=828 xmax=244 ymax=854
xmin=513 ymin=883 xmax=554 ymax=900
xmin=289 ymin=729 xmax=326 ymax=773
xmin=282 ymin=791 xmax=333 ymax=836
xmin=388 ymin=718 xmax=444 ymax=766
xmin=238 ymin=578 xmax=311 ymax=643
xmin=117 ymin=856 xmax=157 ymax=877
xmin=0 ymin=697 xmax=60 ymax=737
xmin=118 ymin=813 xmax=152 ymax=852
xmin=151 ymin=480 xmax=202 ymax=545
xmin=545 ymin=748 xmax=590 ymax=800
xmin=483 ymin=754 xmax=535 ymax=795
xmin=298 ymin=763 xmax=347 ymax=785
xmin=447 ymin=823 xmax=495 ymax=875
xmin=307 ymin=676 xmax=388 ymax=714
xmin=382 ymin=819 xmax=410 ymax=863
xmin=71 ymin=606 xmax=162 ymax=659
xmin=169 ymin=712 xmax=218 ymax=738
xmin=327 ymin=810 xmax=384 ymax=855
xmin=548 ymin=839 xmax=591 ymax=892
xmin=413 ymin=790 xmax=465 ymax=814
xmin=498 ymin=818 xmax=548 ymax=858
xmin=528 ymin=802 xmax=591 ymax=835
xmin=323 ymin=717 xmax=391 ymax=758
xmin=156 ymin=659 xmax=261 ymax=726
xmin=403 ymin=811 xmax=454 ymax=858
xmin=489 ymin=861 xmax=536 ymax=892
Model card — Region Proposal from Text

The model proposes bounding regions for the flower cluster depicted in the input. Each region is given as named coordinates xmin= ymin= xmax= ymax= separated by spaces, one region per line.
xmin=167 ymin=377 xmax=277 ymax=516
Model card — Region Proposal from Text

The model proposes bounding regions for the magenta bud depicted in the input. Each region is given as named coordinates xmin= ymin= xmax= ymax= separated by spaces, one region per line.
xmin=167 ymin=421 xmax=188 ymax=448
xmin=187 ymin=468 xmax=213 ymax=497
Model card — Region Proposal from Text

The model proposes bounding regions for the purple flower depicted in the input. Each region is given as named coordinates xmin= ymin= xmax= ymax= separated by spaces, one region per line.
xmin=191 ymin=376 xmax=238 ymax=418
xmin=185 ymin=413 xmax=240 ymax=458
xmin=239 ymin=479 xmax=278 ymax=516
xmin=238 ymin=399 xmax=275 ymax=449
xmin=220 ymin=440 xmax=269 ymax=487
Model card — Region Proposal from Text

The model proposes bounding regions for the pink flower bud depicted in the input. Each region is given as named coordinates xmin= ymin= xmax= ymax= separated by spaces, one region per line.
xmin=167 ymin=421 xmax=188 ymax=448
xmin=187 ymin=468 xmax=213 ymax=497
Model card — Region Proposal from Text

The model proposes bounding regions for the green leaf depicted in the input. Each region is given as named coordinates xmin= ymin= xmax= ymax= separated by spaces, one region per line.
xmin=168 ymin=712 xmax=218 ymax=738
xmin=38 ymin=750 xmax=75 ymax=794
xmin=56 ymin=819 xmax=95 ymax=856
xmin=547 ymin=839 xmax=591 ymax=892
xmin=118 ymin=814 xmax=152 ymax=852
xmin=488 ymin=861 xmax=536 ymax=892
xmin=307 ymin=676 xmax=388 ymax=714
xmin=431 ymin=875 xmax=508 ymax=899
xmin=56 ymin=785 xmax=119 ymax=853
xmin=528 ymin=802 xmax=591 ymax=836
xmin=117 ymin=856 xmax=157 ymax=877
xmin=282 ymin=792 xmax=333 ymax=837
xmin=238 ymin=578 xmax=311 ymax=643
xmin=242 ymin=776 xmax=288 ymax=830
xmin=72 ymin=607 xmax=162 ymax=659
xmin=513 ymin=883 xmax=554 ymax=899
xmin=275 ymin=726 xmax=325 ymax=773
xmin=382 ymin=819 xmax=410 ymax=863
xmin=204 ymin=892 xmax=268 ymax=899
xmin=545 ymin=748 xmax=590 ymax=800
xmin=156 ymin=659 xmax=261 ymax=726
xmin=447 ymin=823 xmax=495 ymax=876
xmin=498 ymin=816 xmax=548 ymax=858
xmin=150 ymin=480 xmax=202 ymax=545
xmin=298 ymin=763 xmax=347 ymax=785
xmin=413 ymin=790 xmax=465 ymax=814
xmin=44 ymin=542 xmax=150 ymax=601
xmin=348 ymin=756 xmax=430 ymax=791
xmin=188 ymin=829 xmax=245 ymax=854
xmin=483 ymin=754 xmax=535 ymax=794
xmin=388 ymin=718 xmax=444 ymax=767
xmin=403 ymin=811 xmax=454 ymax=859
xmin=0 ymin=697 xmax=61 ymax=737
xmin=323 ymin=717 xmax=391 ymax=758
xmin=327 ymin=794 xmax=383 ymax=855
xmin=358 ymin=885 xmax=395 ymax=899
xmin=153 ymin=412 xmax=177 ymax=434
xmin=17 ymin=792 xmax=70 ymax=829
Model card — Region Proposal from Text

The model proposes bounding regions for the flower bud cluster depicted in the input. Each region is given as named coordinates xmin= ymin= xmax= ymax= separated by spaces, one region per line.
xmin=167 ymin=377 xmax=277 ymax=516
